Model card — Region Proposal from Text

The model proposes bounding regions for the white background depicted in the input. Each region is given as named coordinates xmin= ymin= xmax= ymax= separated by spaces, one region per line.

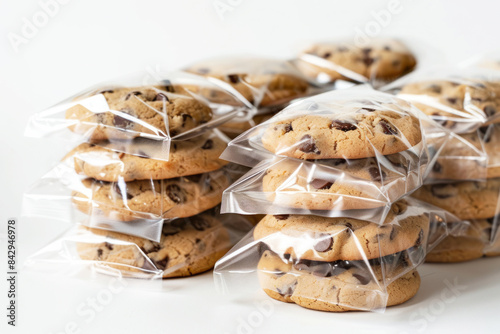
xmin=1 ymin=0 xmax=500 ymax=333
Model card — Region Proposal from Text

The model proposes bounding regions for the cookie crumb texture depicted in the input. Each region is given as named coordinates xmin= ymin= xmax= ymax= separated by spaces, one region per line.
xmin=261 ymin=108 xmax=422 ymax=160
xmin=257 ymin=250 xmax=420 ymax=312
xmin=72 ymin=170 xmax=230 ymax=221
xmin=76 ymin=214 xmax=230 ymax=278
xmin=65 ymin=86 xmax=213 ymax=141
xmin=297 ymin=39 xmax=416 ymax=84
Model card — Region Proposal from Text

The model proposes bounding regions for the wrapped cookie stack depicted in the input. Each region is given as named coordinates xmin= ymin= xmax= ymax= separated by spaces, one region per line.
xmin=392 ymin=72 xmax=500 ymax=262
xmin=185 ymin=57 xmax=312 ymax=138
xmin=214 ymin=88 xmax=457 ymax=312
xmin=24 ymin=74 xmax=256 ymax=279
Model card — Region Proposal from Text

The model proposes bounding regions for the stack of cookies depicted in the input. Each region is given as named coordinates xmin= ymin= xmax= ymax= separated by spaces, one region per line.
xmin=186 ymin=58 xmax=311 ymax=138
xmin=215 ymin=89 xmax=449 ymax=312
xmin=400 ymin=77 xmax=500 ymax=262
xmin=26 ymin=82 xmax=254 ymax=278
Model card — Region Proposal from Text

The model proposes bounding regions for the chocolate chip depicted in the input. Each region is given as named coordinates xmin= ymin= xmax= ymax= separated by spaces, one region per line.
xmin=362 ymin=48 xmax=372 ymax=54
xmin=274 ymin=215 xmax=289 ymax=220
xmin=153 ymin=257 xmax=169 ymax=270
xmin=197 ymin=68 xmax=209 ymax=74
xmin=384 ymin=45 xmax=391 ymax=51
xmin=390 ymin=228 xmax=398 ymax=241
xmin=484 ymin=105 xmax=497 ymax=117
xmin=298 ymin=135 xmax=319 ymax=154
xmin=313 ymin=233 xmax=333 ymax=252
xmin=323 ymin=52 xmax=332 ymax=58
xmin=162 ymin=225 xmax=179 ymax=236
xmin=201 ymin=139 xmax=213 ymax=150
xmin=362 ymin=107 xmax=376 ymax=112
xmin=330 ymin=120 xmax=357 ymax=132
xmin=181 ymin=113 xmax=193 ymax=126
xmin=166 ymin=184 xmax=185 ymax=203
xmin=415 ymin=229 xmax=424 ymax=247
xmin=113 ymin=183 xmax=133 ymax=200
xmin=163 ymin=80 xmax=175 ymax=92
xmin=137 ymin=150 xmax=150 ymax=158
xmin=273 ymin=268 xmax=286 ymax=277
xmin=362 ymin=56 xmax=375 ymax=66
xmin=392 ymin=59 xmax=401 ymax=67
xmin=427 ymin=84 xmax=442 ymax=94
xmin=276 ymin=281 xmax=297 ymax=297
xmin=430 ymin=184 xmax=453 ymax=199
xmin=379 ymin=120 xmax=398 ymax=135
xmin=345 ymin=223 xmax=353 ymax=231
xmin=368 ymin=167 xmax=386 ymax=181
xmin=97 ymin=89 xmax=114 ymax=94
xmin=446 ymin=97 xmax=458 ymax=105
xmin=479 ymin=126 xmax=492 ymax=143
xmin=104 ymin=242 xmax=113 ymax=250
xmin=353 ymin=273 xmax=371 ymax=285
xmin=113 ymin=114 xmax=134 ymax=130
xmin=155 ymin=93 xmax=169 ymax=102
xmin=97 ymin=249 xmax=103 ymax=258
xmin=283 ymin=123 xmax=293 ymax=133
xmin=190 ymin=217 xmax=210 ymax=231
xmin=432 ymin=161 xmax=443 ymax=173
xmin=310 ymin=179 xmax=333 ymax=190
xmin=227 ymin=74 xmax=239 ymax=84
xmin=125 ymin=91 xmax=142 ymax=100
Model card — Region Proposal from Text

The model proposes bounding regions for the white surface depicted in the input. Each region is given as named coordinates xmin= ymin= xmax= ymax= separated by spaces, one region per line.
xmin=1 ymin=0 xmax=500 ymax=333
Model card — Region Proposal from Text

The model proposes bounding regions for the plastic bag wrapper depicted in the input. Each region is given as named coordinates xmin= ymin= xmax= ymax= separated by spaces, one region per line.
xmin=24 ymin=208 xmax=254 ymax=282
xmin=220 ymin=88 xmax=453 ymax=222
xmin=382 ymin=68 xmax=500 ymax=134
xmin=214 ymin=198 xmax=464 ymax=312
xmin=294 ymin=38 xmax=417 ymax=88
xmin=412 ymin=178 xmax=500 ymax=262
xmin=425 ymin=123 xmax=498 ymax=182
xmin=185 ymin=57 xmax=318 ymax=113
xmin=25 ymin=71 xmax=251 ymax=161
xmin=23 ymin=131 xmax=244 ymax=242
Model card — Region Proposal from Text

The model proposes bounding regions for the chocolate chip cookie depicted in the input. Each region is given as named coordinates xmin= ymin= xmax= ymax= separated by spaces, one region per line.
xmin=67 ymin=132 xmax=228 ymax=182
xmin=72 ymin=169 xmax=229 ymax=221
xmin=253 ymin=210 xmax=428 ymax=262
xmin=262 ymin=153 xmax=422 ymax=211
xmin=411 ymin=179 xmax=500 ymax=220
xmin=66 ymin=86 xmax=213 ymax=140
xmin=426 ymin=219 xmax=495 ymax=263
xmin=187 ymin=58 xmax=309 ymax=108
xmin=261 ymin=107 xmax=422 ymax=160
xmin=297 ymin=39 xmax=416 ymax=84
xmin=76 ymin=212 xmax=230 ymax=278
xmin=258 ymin=250 xmax=420 ymax=312
xmin=399 ymin=79 xmax=500 ymax=129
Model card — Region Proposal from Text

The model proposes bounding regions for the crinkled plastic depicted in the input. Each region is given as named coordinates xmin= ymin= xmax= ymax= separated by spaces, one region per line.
xmin=294 ymin=38 xmax=417 ymax=88
xmin=214 ymin=199 xmax=464 ymax=312
xmin=220 ymin=88 xmax=453 ymax=222
xmin=412 ymin=178 xmax=500 ymax=262
xmin=23 ymin=133 xmax=245 ymax=241
xmin=24 ymin=208 xmax=254 ymax=281
xmin=383 ymin=67 xmax=500 ymax=134
xmin=25 ymin=71 xmax=251 ymax=161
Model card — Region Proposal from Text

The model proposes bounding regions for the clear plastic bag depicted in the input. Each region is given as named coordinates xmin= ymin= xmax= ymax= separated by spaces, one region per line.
xmin=383 ymin=68 xmax=500 ymax=134
xmin=294 ymin=38 xmax=417 ymax=88
xmin=412 ymin=178 xmax=500 ymax=261
xmin=220 ymin=88 xmax=453 ymax=222
xmin=25 ymin=71 xmax=251 ymax=161
xmin=23 ymin=135 xmax=245 ymax=241
xmin=25 ymin=208 xmax=254 ymax=281
xmin=214 ymin=199 xmax=463 ymax=312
